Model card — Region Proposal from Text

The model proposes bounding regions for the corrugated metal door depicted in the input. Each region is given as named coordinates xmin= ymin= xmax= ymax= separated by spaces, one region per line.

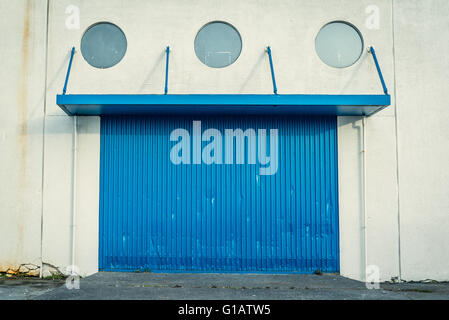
xmin=99 ymin=115 xmax=339 ymax=273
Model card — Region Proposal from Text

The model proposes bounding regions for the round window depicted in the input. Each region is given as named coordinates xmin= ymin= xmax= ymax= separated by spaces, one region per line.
xmin=194 ymin=21 xmax=242 ymax=68
xmin=315 ymin=21 xmax=363 ymax=68
xmin=81 ymin=22 xmax=127 ymax=69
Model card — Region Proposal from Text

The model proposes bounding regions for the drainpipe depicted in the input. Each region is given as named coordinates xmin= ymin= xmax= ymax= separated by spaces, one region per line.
xmin=362 ymin=117 xmax=368 ymax=281
xmin=39 ymin=0 xmax=51 ymax=279
xmin=71 ymin=115 xmax=78 ymax=273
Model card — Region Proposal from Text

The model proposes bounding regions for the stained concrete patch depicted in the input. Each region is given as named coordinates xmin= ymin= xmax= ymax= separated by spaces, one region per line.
xmin=0 ymin=276 xmax=65 ymax=300
xmin=380 ymin=282 xmax=449 ymax=300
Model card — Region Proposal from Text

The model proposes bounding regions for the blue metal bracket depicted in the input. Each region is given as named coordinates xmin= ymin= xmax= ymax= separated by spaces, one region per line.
xmin=369 ymin=46 xmax=388 ymax=95
xmin=266 ymin=46 xmax=278 ymax=95
xmin=164 ymin=46 xmax=170 ymax=95
xmin=63 ymin=47 xmax=76 ymax=95
xmin=57 ymin=44 xmax=391 ymax=117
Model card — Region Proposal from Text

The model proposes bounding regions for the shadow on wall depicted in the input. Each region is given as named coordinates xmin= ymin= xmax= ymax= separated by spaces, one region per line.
xmin=337 ymin=116 xmax=366 ymax=281
xmin=26 ymin=50 xmax=80 ymax=136
xmin=238 ymin=49 xmax=267 ymax=93
xmin=28 ymin=49 xmax=72 ymax=122
xmin=339 ymin=52 xmax=370 ymax=94
xmin=138 ymin=49 xmax=166 ymax=93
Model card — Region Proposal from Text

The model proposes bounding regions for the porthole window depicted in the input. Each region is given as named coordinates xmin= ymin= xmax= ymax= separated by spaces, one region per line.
xmin=81 ymin=22 xmax=127 ymax=69
xmin=194 ymin=21 xmax=242 ymax=68
xmin=315 ymin=21 xmax=363 ymax=68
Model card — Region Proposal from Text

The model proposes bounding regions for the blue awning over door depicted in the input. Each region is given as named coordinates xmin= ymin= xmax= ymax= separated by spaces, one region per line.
xmin=57 ymin=94 xmax=390 ymax=116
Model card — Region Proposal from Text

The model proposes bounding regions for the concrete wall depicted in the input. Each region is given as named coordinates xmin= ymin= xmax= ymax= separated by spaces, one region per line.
xmin=1 ymin=0 xmax=448 ymax=282
xmin=335 ymin=0 xmax=399 ymax=282
xmin=393 ymin=0 xmax=449 ymax=281
xmin=0 ymin=0 xmax=47 ymax=276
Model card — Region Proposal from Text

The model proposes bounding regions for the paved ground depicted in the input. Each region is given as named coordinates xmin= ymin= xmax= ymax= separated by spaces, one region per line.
xmin=0 ymin=275 xmax=64 ymax=300
xmin=1 ymin=272 xmax=449 ymax=300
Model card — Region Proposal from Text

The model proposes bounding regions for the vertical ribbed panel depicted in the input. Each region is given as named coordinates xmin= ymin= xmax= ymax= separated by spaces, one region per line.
xmin=99 ymin=115 xmax=339 ymax=273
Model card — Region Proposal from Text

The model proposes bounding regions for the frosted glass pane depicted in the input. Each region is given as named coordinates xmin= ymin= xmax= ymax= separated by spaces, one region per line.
xmin=315 ymin=22 xmax=363 ymax=68
xmin=81 ymin=23 xmax=127 ymax=69
xmin=194 ymin=22 xmax=242 ymax=68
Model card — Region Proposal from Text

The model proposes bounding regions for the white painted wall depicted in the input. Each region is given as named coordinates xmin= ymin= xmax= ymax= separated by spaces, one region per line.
xmin=393 ymin=0 xmax=449 ymax=281
xmin=0 ymin=0 xmax=47 ymax=275
xmin=1 ymin=0 xmax=448 ymax=282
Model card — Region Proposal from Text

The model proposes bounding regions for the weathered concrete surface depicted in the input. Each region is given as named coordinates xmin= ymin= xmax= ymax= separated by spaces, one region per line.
xmin=393 ymin=0 xmax=449 ymax=282
xmin=0 ymin=275 xmax=64 ymax=300
xmin=0 ymin=0 xmax=47 ymax=277
xmin=27 ymin=272 xmax=449 ymax=300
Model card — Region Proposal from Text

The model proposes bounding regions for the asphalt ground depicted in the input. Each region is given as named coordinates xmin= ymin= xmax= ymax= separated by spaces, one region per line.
xmin=1 ymin=272 xmax=448 ymax=300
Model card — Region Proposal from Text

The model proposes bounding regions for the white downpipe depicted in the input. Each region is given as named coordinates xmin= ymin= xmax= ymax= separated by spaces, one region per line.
xmin=362 ymin=117 xmax=368 ymax=281
xmin=39 ymin=0 xmax=50 ymax=279
xmin=71 ymin=115 xmax=78 ymax=273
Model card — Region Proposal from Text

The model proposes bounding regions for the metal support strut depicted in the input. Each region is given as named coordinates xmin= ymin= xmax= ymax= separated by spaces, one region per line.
xmin=369 ymin=46 xmax=389 ymax=95
xmin=266 ymin=46 xmax=278 ymax=95
xmin=164 ymin=46 xmax=170 ymax=95
xmin=63 ymin=47 xmax=76 ymax=95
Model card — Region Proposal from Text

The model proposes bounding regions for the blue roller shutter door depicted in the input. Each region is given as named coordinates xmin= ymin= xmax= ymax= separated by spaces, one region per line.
xmin=99 ymin=115 xmax=339 ymax=272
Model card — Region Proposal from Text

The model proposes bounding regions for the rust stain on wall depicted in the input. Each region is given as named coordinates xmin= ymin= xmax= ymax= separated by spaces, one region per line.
xmin=18 ymin=0 xmax=31 ymax=168
xmin=16 ymin=0 xmax=32 ymax=257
